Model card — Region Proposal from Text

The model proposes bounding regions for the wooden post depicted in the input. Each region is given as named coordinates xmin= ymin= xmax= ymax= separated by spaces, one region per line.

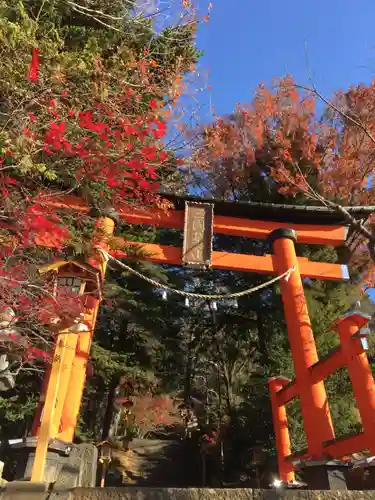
xmin=268 ymin=377 xmax=294 ymax=482
xmin=100 ymin=463 xmax=107 ymax=488
xmin=98 ymin=442 xmax=112 ymax=488
xmin=57 ymin=296 xmax=100 ymax=442
xmin=31 ymin=365 xmax=51 ymax=436
xmin=269 ymin=229 xmax=335 ymax=458
xmin=58 ymin=216 xmax=115 ymax=442
xmin=50 ymin=333 xmax=78 ymax=437
xmin=30 ymin=215 xmax=116 ymax=482
xmin=31 ymin=332 xmax=77 ymax=482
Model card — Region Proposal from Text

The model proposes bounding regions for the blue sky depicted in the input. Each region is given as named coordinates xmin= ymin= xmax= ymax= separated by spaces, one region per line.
xmin=190 ymin=1 xmax=375 ymax=301
xmin=195 ymin=0 xmax=375 ymax=119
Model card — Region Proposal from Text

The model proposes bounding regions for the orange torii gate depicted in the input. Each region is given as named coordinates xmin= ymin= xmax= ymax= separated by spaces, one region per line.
xmin=269 ymin=309 xmax=375 ymax=486
xmin=27 ymin=193 xmax=374 ymax=484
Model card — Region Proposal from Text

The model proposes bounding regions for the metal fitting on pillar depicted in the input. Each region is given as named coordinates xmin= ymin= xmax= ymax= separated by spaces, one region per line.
xmin=268 ymin=228 xmax=297 ymax=245
xmin=88 ymin=207 xmax=120 ymax=229
xmin=103 ymin=208 xmax=120 ymax=227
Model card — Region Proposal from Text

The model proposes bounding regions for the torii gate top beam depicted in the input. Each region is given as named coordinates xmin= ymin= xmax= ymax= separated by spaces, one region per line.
xmin=162 ymin=193 xmax=375 ymax=225
xmin=42 ymin=193 xmax=375 ymax=248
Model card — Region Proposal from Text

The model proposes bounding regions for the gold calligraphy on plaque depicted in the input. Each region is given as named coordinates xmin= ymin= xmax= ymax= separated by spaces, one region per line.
xmin=182 ymin=202 xmax=213 ymax=269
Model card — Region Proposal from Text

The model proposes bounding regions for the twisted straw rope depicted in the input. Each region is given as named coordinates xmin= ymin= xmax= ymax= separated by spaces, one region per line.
xmin=98 ymin=248 xmax=295 ymax=301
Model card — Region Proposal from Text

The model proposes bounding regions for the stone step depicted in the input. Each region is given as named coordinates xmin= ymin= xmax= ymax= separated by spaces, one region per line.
xmin=59 ymin=487 xmax=375 ymax=500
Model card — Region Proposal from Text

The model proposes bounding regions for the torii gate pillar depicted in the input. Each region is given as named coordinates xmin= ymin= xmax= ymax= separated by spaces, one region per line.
xmin=269 ymin=229 xmax=335 ymax=459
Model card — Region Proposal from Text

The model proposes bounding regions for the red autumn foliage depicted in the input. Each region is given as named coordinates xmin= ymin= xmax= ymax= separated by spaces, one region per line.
xmin=20 ymin=204 xmax=69 ymax=250
xmin=21 ymin=100 xmax=168 ymax=203
xmin=27 ymin=48 xmax=39 ymax=82
xmin=0 ymin=262 xmax=55 ymax=363
xmin=0 ymin=44 xmax=179 ymax=367
xmin=128 ymin=394 xmax=181 ymax=438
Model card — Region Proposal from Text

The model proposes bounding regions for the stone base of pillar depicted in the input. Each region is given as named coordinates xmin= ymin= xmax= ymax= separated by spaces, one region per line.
xmin=55 ymin=443 xmax=98 ymax=488
xmin=346 ymin=457 xmax=375 ymax=490
xmin=8 ymin=437 xmax=71 ymax=484
xmin=4 ymin=438 xmax=97 ymax=487
xmin=299 ymin=460 xmax=349 ymax=490
xmin=363 ymin=466 xmax=375 ymax=489
xmin=2 ymin=480 xmax=48 ymax=500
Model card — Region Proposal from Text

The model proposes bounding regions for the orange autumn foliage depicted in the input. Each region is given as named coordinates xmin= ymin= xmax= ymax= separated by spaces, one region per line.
xmin=194 ymin=76 xmax=375 ymax=205
xmin=193 ymin=76 xmax=375 ymax=284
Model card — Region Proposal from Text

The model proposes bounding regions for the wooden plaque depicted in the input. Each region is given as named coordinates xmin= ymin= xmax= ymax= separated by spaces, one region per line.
xmin=182 ymin=201 xmax=213 ymax=269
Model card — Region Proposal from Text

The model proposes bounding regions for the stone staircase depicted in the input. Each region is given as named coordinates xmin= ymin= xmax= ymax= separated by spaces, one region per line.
xmin=107 ymin=439 xmax=200 ymax=487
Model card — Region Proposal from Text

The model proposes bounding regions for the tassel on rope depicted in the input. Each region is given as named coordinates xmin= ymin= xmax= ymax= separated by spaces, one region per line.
xmin=28 ymin=48 xmax=40 ymax=82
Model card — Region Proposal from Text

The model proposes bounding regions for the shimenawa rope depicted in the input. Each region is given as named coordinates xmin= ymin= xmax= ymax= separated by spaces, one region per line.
xmin=97 ymin=248 xmax=295 ymax=301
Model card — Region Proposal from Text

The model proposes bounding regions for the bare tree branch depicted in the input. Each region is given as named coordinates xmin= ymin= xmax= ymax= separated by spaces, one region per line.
xmin=295 ymin=83 xmax=375 ymax=147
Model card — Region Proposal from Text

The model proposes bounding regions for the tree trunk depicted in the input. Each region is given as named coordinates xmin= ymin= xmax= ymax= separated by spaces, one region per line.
xmin=101 ymin=375 xmax=120 ymax=441
xmin=222 ymin=365 xmax=233 ymax=415
xmin=256 ymin=309 xmax=268 ymax=365
xmin=184 ymin=331 xmax=195 ymax=403
xmin=109 ymin=407 xmax=123 ymax=440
